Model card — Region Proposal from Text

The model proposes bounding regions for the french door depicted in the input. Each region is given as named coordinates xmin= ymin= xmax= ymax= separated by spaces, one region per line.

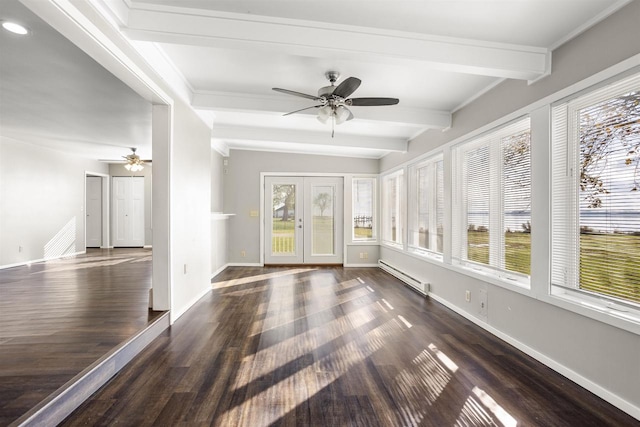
xmin=264 ymin=176 xmax=343 ymax=264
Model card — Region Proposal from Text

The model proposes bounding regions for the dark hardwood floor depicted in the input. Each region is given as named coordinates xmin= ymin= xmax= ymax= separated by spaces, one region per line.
xmin=61 ymin=266 xmax=639 ymax=426
xmin=0 ymin=248 xmax=162 ymax=426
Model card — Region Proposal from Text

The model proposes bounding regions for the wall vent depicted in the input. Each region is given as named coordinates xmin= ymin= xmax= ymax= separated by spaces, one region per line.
xmin=378 ymin=260 xmax=429 ymax=296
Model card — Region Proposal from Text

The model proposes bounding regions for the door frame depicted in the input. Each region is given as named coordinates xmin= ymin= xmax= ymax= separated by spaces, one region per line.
xmin=260 ymin=172 xmax=347 ymax=265
xmin=84 ymin=172 xmax=110 ymax=250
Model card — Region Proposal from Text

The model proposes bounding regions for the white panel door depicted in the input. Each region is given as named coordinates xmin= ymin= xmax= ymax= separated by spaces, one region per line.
xmin=264 ymin=176 xmax=343 ymax=265
xmin=112 ymin=176 xmax=145 ymax=247
xmin=86 ymin=176 xmax=102 ymax=248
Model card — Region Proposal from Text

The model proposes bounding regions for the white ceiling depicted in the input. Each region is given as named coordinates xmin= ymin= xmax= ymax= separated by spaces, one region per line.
xmin=0 ymin=0 xmax=632 ymax=160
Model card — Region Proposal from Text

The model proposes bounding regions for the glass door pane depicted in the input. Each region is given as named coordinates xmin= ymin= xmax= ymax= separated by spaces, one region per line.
xmin=264 ymin=177 xmax=303 ymax=264
xmin=311 ymin=185 xmax=335 ymax=255
xmin=272 ymin=184 xmax=296 ymax=255
xmin=304 ymin=177 xmax=343 ymax=264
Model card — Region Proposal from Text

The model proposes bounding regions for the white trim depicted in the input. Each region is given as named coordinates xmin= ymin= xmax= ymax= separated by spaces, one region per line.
xmin=170 ymin=286 xmax=211 ymax=323
xmin=227 ymin=262 xmax=263 ymax=267
xmin=427 ymin=292 xmax=640 ymax=421
xmin=547 ymin=0 xmax=633 ymax=51
xmin=343 ymin=263 xmax=379 ymax=268
xmin=210 ymin=263 xmax=229 ymax=279
xmin=383 ymin=54 xmax=640 ymax=177
xmin=143 ymin=245 xmax=153 ymax=249
xmin=0 ymin=251 xmax=86 ymax=270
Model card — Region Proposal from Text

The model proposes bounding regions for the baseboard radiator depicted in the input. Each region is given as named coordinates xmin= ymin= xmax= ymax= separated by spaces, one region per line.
xmin=378 ymin=260 xmax=429 ymax=296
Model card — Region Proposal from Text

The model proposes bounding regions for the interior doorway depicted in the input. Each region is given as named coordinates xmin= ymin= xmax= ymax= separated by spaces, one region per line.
xmin=264 ymin=176 xmax=343 ymax=264
xmin=85 ymin=172 xmax=110 ymax=249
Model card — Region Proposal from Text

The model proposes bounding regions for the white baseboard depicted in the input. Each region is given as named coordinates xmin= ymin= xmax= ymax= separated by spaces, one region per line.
xmin=171 ymin=285 xmax=212 ymax=324
xmin=344 ymin=263 xmax=380 ymax=268
xmin=428 ymin=292 xmax=640 ymax=421
xmin=210 ymin=263 xmax=229 ymax=279
xmin=0 ymin=251 xmax=86 ymax=270
xmin=143 ymin=245 xmax=153 ymax=249
xmin=227 ymin=262 xmax=263 ymax=267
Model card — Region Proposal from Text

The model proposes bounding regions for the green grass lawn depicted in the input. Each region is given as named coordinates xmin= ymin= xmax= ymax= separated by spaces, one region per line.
xmin=580 ymin=233 xmax=640 ymax=304
xmin=272 ymin=219 xmax=639 ymax=304
xmin=467 ymin=231 xmax=532 ymax=275
xmin=467 ymin=230 xmax=640 ymax=303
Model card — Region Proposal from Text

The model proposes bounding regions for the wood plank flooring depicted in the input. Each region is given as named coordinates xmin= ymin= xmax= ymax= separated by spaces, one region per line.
xmin=62 ymin=266 xmax=639 ymax=426
xmin=0 ymin=249 xmax=162 ymax=426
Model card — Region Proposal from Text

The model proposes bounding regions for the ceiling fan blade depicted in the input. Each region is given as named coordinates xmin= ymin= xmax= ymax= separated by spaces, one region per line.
xmin=332 ymin=77 xmax=361 ymax=98
xmin=348 ymin=97 xmax=399 ymax=106
xmin=283 ymin=105 xmax=323 ymax=116
xmin=273 ymin=87 xmax=322 ymax=101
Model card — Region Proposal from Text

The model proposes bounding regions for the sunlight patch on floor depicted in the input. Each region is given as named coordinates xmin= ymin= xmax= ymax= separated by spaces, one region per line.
xmin=248 ymin=279 xmax=371 ymax=337
xmin=219 ymin=317 xmax=405 ymax=426
xmin=235 ymin=301 xmax=384 ymax=388
xmin=472 ymin=387 xmax=517 ymax=427
xmin=212 ymin=268 xmax=317 ymax=289
xmin=392 ymin=347 xmax=454 ymax=425
xmin=455 ymin=395 xmax=499 ymax=427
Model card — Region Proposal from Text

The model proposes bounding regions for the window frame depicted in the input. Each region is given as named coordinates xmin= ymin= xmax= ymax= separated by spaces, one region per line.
xmin=381 ymin=169 xmax=405 ymax=248
xmin=451 ymin=117 xmax=532 ymax=287
xmin=351 ymin=176 xmax=377 ymax=242
xmin=551 ymin=72 xmax=640 ymax=312
xmin=407 ymin=153 xmax=444 ymax=261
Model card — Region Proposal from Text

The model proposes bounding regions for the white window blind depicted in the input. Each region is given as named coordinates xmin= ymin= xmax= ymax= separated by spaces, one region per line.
xmin=408 ymin=154 xmax=444 ymax=256
xmin=452 ymin=117 xmax=531 ymax=282
xmin=551 ymin=72 xmax=640 ymax=306
xmin=352 ymin=178 xmax=376 ymax=240
xmin=382 ymin=170 xmax=404 ymax=246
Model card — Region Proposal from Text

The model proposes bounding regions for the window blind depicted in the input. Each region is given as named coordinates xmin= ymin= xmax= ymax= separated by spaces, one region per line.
xmin=408 ymin=155 xmax=444 ymax=255
xmin=452 ymin=117 xmax=531 ymax=281
xmin=552 ymin=72 xmax=640 ymax=305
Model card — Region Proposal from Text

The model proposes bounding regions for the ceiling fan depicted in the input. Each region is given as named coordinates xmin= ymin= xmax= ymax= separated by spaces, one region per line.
xmin=122 ymin=147 xmax=145 ymax=171
xmin=273 ymin=71 xmax=399 ymax=137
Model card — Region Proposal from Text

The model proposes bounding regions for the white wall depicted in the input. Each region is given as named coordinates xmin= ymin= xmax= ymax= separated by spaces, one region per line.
xmin=170 ymin=100 xmax=212 ymax=320
xmin=378 ymin=1 xmax=640 ymax=418
xmin=210 ymin=150 xmax=228 ymax=277
xmin=224 ymin=150 xmax=378 ymax=264
xmin=211 ymin=150 xmax=225 ymax=213
xmin=0 ymin=138 xmax=109 ymax=267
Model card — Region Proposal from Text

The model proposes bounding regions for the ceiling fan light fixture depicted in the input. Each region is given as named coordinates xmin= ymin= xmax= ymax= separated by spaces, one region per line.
xmin=335 ymin=106 xmax=351 ymax=125
xmin=123 ymin=148 xmax=144 ymax=172
xmin=317 ymin=106 xmax=331 ymax=124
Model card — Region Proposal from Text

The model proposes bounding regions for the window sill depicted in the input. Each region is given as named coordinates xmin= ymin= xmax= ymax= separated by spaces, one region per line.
xmin=349 ymin=240 xmax=378 ymax=246
xmin=544 ymin=287 xmax=640 ymax=336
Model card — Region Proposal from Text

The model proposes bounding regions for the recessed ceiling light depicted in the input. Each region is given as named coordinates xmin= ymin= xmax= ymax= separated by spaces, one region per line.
xmin=2 ymin=21 xmax=29 ymax=35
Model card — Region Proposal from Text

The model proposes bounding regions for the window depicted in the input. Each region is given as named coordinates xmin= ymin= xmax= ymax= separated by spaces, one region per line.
xmin=552 ymin=73 xmax=640 ymax=306
xmin=352 ymin=177 xmax=376 ymax=240
xmin=382 ymin=170 xmax=404 ymax=246
xmin=452 ymin=118 xmax=531 ymax=283
xmin=408 ymin=154 xmax=444 ymax=257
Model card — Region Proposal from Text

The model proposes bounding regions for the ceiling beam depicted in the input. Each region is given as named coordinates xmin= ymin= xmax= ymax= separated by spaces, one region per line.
xmin=123 ymin=5 xmax=550 ymax=81
xmin=212 ymin=126 xmax=408 ymax=153
xmin=193 ymin=91 xmax=452 ymax=130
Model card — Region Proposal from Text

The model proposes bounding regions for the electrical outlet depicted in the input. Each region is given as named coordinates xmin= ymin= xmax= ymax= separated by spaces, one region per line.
xmin=465 ymin=290 xmax=471 ymax=302
xmin=18 ymin=246 xmax=22 ymax=253
xmin=241 ymin=250 xmax=246 ymax=257
xmin=363 ymin=252 xmax=368 ymax=259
